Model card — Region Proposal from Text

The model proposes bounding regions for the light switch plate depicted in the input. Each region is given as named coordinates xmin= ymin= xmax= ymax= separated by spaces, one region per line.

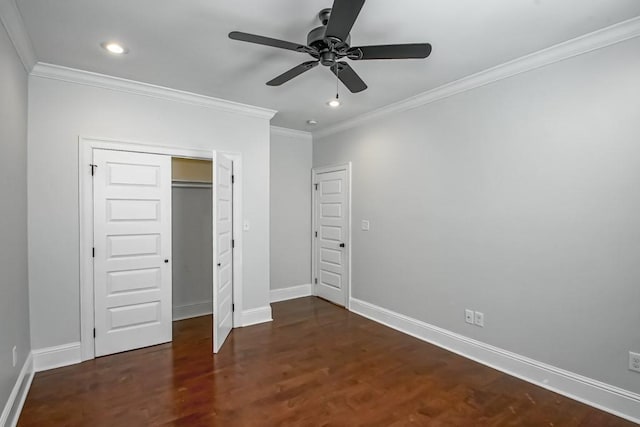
xmin=243 ymin=221 xmax=250 ymax=231
xmin=361 ymin=220 xmax=370 ymax=231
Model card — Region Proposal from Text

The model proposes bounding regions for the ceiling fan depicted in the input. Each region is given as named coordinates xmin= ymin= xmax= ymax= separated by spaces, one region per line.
xmin=228 ymin=0 xmax=432 ymax=93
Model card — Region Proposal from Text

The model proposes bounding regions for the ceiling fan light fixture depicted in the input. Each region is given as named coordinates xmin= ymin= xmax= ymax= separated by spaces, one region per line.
xmin=101 ymin=42 xmax=128 ymax=54
xmin=327 ymin=98 xmax=341 ymax=108
xmin=307 ymin=119 xmax=318 ymax=125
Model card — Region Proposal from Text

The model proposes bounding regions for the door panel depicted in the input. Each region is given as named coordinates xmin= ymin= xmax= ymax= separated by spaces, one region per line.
xmin=213 ymin=153 xmax=234 ymax=353
xmin=107 ymin=199 xmax=160 ymax=221
xmin=314 ymin=168 xmax=349 ymax=306
xmin=93 ymin=149 xmax=172 ymax=357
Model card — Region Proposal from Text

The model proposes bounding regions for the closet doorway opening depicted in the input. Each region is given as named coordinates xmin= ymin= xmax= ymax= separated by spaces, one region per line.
xmin=171 ymin=158 xmax=214 ymax=323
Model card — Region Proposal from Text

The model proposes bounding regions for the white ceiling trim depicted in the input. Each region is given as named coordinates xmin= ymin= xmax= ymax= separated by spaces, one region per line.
xmin=0 ymin=0 xmax=36 ymax=71
xmin=314 ymin=15 xmax=640 ymax=140
xmin=270 ymin=126 xmax=312 ymax=141
xmin=30 ymin=62 xmax=277 ymax=120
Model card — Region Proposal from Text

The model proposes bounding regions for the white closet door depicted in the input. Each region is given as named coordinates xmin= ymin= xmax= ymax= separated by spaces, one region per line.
xmin=93 ymin=149 xmax=172 ymax=357
xmin=213 ymin=153 xmax=234 ymax=353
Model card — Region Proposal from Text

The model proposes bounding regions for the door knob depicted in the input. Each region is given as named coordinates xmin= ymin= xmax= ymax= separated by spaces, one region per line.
xmin=217 ymin=263 xmax=221 ymax=267
xmin=164 ymin=259 xmax=169 ymax=263
xmin=339 ymin=243 xmax=345 ymax=248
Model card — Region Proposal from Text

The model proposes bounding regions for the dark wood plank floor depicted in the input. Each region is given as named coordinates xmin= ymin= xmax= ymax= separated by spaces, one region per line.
xmin=19 ymin=297 xmax=634 ymax=426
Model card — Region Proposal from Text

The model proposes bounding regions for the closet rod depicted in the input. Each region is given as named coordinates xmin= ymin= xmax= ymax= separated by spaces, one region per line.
xmin=172 ymin=180 xmax=212 ymax=189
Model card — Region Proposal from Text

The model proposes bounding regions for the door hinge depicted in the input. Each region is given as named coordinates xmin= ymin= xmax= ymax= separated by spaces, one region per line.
xmin=89 ymin=164 xmax=97 ymax=176
xmin=314 ymin=183 xmax=318 ymax=191
xmin=232 ymin=239 xmax=235 ymax=248
xmin=92 ymin=247 xmax=95 ymax=258
xmin=315 ymin=231 xmax=318 ymax=238
xmin=232 ymin=303 xmax=235 ymax=312
xmin=314 ymin=278 xmax=318 ymax=284
xmin=232 ymin=175 xmax=235 ymax=184
xmin=93 ymin=328 xmax=96 ymax=338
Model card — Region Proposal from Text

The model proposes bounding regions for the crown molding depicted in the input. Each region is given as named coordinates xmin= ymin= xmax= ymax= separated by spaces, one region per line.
xmin=314 ymin=16 xmax=640 ymax=139
xmin=31 ymin=62 xmax=277 ymax=120
xmin=0 ymin=0 xmax=37 ymax=71
xmin=270 ymin=126 xmax=313 ymax=141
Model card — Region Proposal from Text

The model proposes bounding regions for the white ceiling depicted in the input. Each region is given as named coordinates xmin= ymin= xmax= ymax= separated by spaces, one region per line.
xmin=16 ymin=0 xmax=640 ymax=131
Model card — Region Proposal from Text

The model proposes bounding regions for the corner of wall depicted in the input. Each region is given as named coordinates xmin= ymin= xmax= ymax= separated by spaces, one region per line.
xmin=0 ymin=0 xmax=37 ymax=71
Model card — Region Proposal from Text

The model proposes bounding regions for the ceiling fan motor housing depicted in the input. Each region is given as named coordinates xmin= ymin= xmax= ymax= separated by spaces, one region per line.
xmin=307 ymin=8 xmax=351 ymax=66
xmin=307 ymin=26 xmax=351 ymax=65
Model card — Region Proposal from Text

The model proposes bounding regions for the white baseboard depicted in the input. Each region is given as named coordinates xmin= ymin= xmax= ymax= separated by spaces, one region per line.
xmin=240 ymin=305 xmax=273 ymax=327
xmin=349 ymin=298 xmax=640 ymax=424
xmin=1 ymin=352 xmax=34 ymax=427
xmin=173 ymin=301 xmax=213 ymax=321
xmin=270 ymin=284 xmax=313 ymax=303
xmin=33 ymin=342 xmax=82 ymax=372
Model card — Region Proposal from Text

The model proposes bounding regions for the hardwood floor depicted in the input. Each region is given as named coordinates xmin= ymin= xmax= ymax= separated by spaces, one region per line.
xmin=19 ymin=297 xmax=634 ymax=426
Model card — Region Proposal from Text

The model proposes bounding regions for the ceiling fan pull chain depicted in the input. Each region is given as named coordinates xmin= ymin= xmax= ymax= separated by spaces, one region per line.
xmin=335 ymin=64 xmax=340 ymax=100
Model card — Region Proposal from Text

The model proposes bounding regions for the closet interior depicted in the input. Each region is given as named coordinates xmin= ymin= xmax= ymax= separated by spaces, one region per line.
xmin=171 ymin=157 xmax=214 ymax=321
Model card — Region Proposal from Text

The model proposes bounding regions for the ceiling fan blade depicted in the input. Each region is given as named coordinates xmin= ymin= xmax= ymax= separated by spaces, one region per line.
xmin=348 ymin=43 xmax=432 ymax=60
xmin=325 ymin=0 xmax=365 ymax=42
xmin=330 ymin=62 xmax=367 ymax=93
xmin=229 ymin=31 xmax=311 ymax=53
xmin=267 ymin=61 xmax=319 ymax=86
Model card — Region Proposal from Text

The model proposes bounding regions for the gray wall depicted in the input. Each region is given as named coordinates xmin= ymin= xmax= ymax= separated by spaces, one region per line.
xmin=172 ymin=186 xmax=213 ymax=318
xmin=0 ymin=21 xmax=31 ymax=413
xmin=314 ymin=37 xmax=640 ymax=394
xmin=28 ymin=74 xmax=272 ymax=349
xmin=270 ymin=129 xmax=312 ymax=290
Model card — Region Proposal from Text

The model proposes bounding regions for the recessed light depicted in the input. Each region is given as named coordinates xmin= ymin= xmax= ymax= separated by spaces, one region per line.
xmin=101 ymin=42 xmax=128 ymax=55
xmin=307 ymin=119 xmax=318 ymax=125
xmin=327 ymin=99 xmax=341 ymax=108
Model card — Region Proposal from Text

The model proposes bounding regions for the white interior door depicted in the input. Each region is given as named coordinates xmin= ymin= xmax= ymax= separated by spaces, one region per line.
xmin=213 ymin=153 xmax=234 ymax=353
xmin=93 ymin=149 xmax=172 ymax=357
xmin=314 ymin=166 xmax=350 ymax=306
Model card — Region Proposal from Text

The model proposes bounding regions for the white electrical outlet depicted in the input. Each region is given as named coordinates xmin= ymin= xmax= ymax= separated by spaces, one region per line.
xmin=12 ymin=346 xmax=17 ymax=367
xmin=465 ymin=309 xmax=474 ymax=324
xmin=474 ymin=311 xmax=485 ymax=327
xmin=630 ymin=352 xmax=640 ymax=373
xmin=361 ymin=220 xmax=370 ymax=231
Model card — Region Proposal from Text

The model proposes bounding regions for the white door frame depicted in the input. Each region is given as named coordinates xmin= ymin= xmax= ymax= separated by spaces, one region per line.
xmin=311 ymin=163 xmax=352 ymax=309
xmin=79 ymin=136 xmax=244 ymax=361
